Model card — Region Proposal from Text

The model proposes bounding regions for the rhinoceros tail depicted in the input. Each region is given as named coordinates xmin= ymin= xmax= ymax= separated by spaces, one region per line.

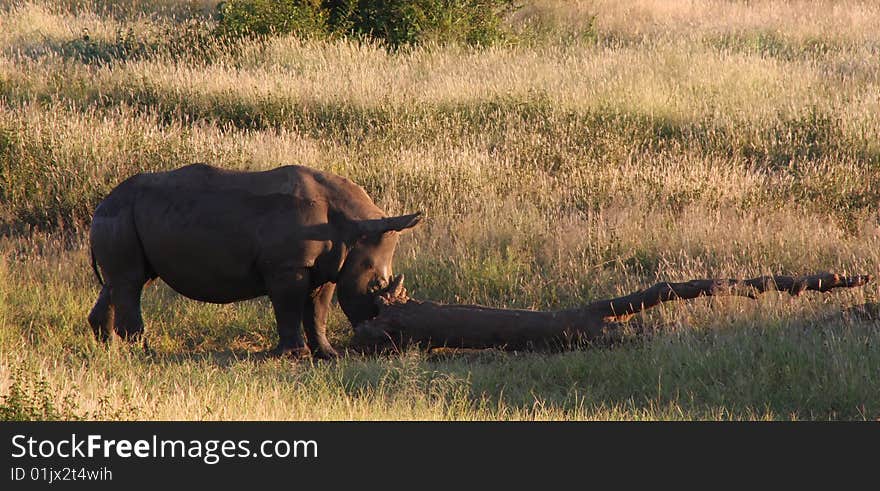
xmin=90 ymin=247 xmax=104 ymax=286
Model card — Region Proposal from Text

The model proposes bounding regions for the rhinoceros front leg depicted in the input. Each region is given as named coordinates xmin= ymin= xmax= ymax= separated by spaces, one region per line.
xmin=303 ymin=282 xmax=338 ymax=360
xmin=267 ymin=268 xmax=311 ymax=359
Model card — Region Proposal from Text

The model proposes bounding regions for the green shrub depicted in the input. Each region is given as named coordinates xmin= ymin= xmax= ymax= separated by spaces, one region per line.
xmin=54 ymin=21 xmax=222 ymax=66
xmin=215 ymin=0 xmax=329 ymax=39
xmin=215 ymin=0 xmax=518 ymax=47
xmin=326 ymin=0 xmax=517 ymax=47
xmin=0 ymin=366 xmax=140 ymax=421
xmin=0 ymin=367 xmax=79 ymax=420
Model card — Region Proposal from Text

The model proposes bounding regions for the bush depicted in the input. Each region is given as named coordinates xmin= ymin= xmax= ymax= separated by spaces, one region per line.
xmin=56 ymin=21 xmax=223 ymax=66
xmin=216 ymin=0 xmax=328 ymax=39
xmin=215 ymin=0 xmax=518 ymax=47
xmin=0 ymin=367 xmax=78 ymax=421
xmin=0 ymin=366 xmax=140 ymax=421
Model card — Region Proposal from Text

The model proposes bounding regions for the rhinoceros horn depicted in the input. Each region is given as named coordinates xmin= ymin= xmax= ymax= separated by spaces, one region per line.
xmin=374 ymin=274 xmax=408 ymax=309
xmin=386 ymin=273 xmax=406 ymax=298
xmin=355 ymin=212 xmax=423 ymax=237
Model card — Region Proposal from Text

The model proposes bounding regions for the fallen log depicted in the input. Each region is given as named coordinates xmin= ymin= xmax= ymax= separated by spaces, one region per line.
xmin=353 ymin=272 xmax=871 ymax=351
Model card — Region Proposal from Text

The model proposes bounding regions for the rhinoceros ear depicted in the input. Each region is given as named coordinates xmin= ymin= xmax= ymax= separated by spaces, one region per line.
xmin=355 ymin=212 xmax=423 ymax=237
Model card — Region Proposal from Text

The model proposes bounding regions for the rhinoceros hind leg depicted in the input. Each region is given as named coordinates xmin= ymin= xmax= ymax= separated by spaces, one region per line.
xmin=110 ymin=282 xmax=146 ymax=342
xmin=91 ymin=207 xmax=152 ymax=345
xmin=88 ymin=286 xmax=114 ymax=342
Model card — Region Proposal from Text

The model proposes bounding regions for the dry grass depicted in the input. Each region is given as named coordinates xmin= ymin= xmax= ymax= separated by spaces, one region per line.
xmin=1 ymin=0 xmax=879 ymax=420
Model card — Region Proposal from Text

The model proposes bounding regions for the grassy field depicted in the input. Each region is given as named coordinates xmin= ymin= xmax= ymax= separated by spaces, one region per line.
xmin=1 ymin=0 xmax=879 ymax=420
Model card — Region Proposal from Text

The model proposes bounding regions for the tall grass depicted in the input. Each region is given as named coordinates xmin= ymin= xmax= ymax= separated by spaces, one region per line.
xmin=1 ymin=0 xmax=879 ymax=420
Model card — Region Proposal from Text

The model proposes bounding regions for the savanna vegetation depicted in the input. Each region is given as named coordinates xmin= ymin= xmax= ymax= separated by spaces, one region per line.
xmin=1 ymin=0 xmax=879 ymax=420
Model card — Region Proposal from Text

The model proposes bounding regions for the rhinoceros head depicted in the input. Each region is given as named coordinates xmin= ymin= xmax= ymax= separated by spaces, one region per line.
xmin=337 ymin=212 xmax=423 ymax=327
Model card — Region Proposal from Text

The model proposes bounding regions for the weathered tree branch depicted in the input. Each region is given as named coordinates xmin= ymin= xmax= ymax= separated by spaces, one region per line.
xmin=589 ymin=273 xmax=871 ymax=319
xmin=353 ymin=272 xmax=871 ymax=351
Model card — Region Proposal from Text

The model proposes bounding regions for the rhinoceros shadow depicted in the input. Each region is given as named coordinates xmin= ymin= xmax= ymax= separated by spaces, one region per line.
xmin=145 ymin=300 xmax=880 ymax=368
